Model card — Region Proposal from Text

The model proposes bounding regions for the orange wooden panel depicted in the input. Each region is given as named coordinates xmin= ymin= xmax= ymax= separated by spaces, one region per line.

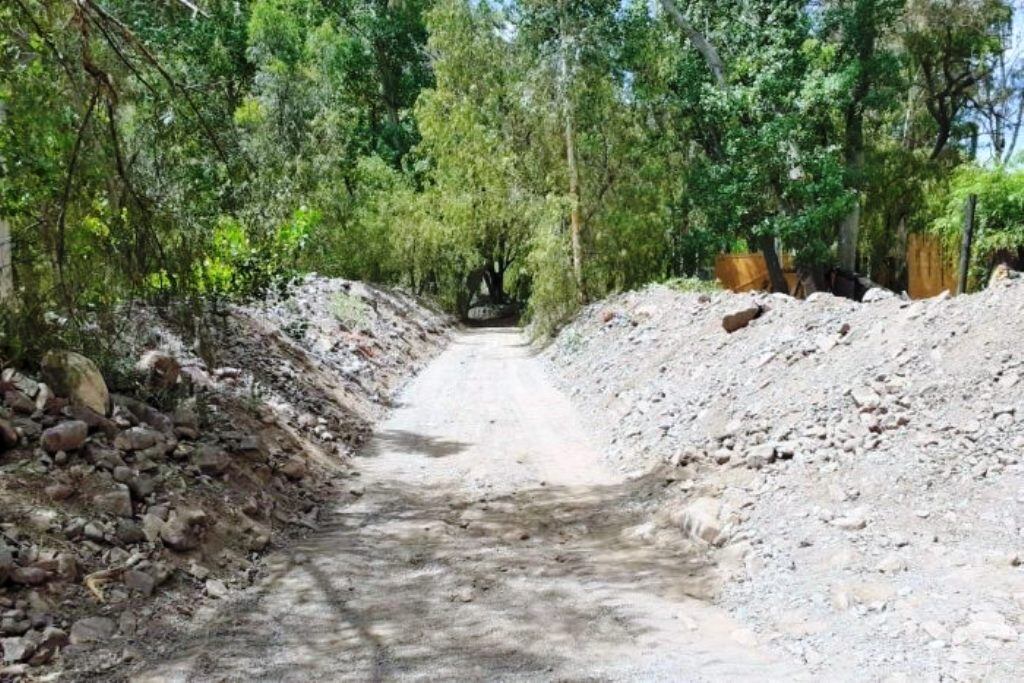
xmin=907 ymin=233 xmax=956 ymax=299
xmin=715 ymin=253 xmax=770 ymax=293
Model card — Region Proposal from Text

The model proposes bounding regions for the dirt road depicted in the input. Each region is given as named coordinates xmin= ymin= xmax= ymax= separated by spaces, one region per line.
xmin=135 ymin=329 xmax=806 ymax=682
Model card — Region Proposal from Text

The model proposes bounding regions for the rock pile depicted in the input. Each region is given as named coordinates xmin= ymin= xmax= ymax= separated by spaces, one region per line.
xmin=545 ymin=278 xmax=1024 ymax=680
xmin=0 ymin=276 xmax=448 ymax=677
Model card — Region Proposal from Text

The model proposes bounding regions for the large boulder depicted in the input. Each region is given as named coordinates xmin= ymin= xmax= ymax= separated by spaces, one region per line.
xmin=40 ymin=420 xmax=88 ymax=453
xmin=40 ymin=351 xmax=109 ymax=416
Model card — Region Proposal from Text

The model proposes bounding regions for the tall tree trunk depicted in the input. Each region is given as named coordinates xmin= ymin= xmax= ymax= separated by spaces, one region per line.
xmin=759 ymin=234 xmax=788 ymax=294
xmin=839 ymin=110 xmax=865 ymax=273
xmin=838 ymin=200 xmax=861 ymax=273
xmin=839 ymin=3 xmax=879 ymax=273
xmin=565 ymin=112 xmax=586 ymax=304
xmin=559 ymin=9 xmax=586 ymax=306
xmin=0 ymin=219 xmax=12 ymax=306
xmin=484 ymin=264 xmax=505 ymax=305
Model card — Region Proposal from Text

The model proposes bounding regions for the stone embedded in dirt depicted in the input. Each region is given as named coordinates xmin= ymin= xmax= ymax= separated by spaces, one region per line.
xmin=160 ymin=509 xmax=205 ymax=551
xmin=0 ymin=419 xmax=18 ymax=450
xmin=850 ymin=386 xmax=881 ymax=412
xmin=40 ymin=350 xmax=109 ymax=416
xmin=40 ymin=420 xmax=88 ymax=453
xmin=44 ymin=483 xmax=75 ymax=501
xmin=115 ymin=520 xmax=146 ymax=545
xmin=136 ymin=350 xmax=181 ymax=389
xmin=0 ymin=544 xmax=14 ymax=584
xmin=127 ymin=474 xmax=157 ymax=500
xmin=123 ymin=569 xmax=156 ymax=596
xmin=722 ymin=305 xmax=764 ymax=333
xmin=68 ymin=616 xmax=116 ymax=645
xmin=958 ymin=617 xmax=1018 ymax=643
xmin=745 ymin=443 xmax=777 ymax=469
xmin=66 ymin=405 xmax=118 ymax=436
xmin=113 ymin=426 xmax=163 ymax=452
xmin=55 ymin=553 xmax=77 ymax=581
xmin=112 ymin=394 xmax=173 ymax=433
xmin=10 ymin=567 xmax=50 ymax=586
xmin=280 ymin=456 xmax=307 ymax=481
xmin=243 ymin=521 xmax=271 ymax=551
xmin=205 ymin=579 xmax=229 ymax=599
xmin=172 ymin=397 xmax=200 ymax=439
xmin=1 ymin=369 xmax=39 ymax=398
xmin=875 ymin=553 xmax=906 ymax=573
xmin=672 ymin=497 xmax=728 ymax=545
xmin=28 ymin=626 xmax=67 ymax=665
xmin=85 ymin=444 xmax=127 ymax=471
xmin=861 ymin=287 xmax=895 ymax=303
xmin=3 ymin=390 xmax=35 ymax=415
xmin=1 ymin=636 xmax=34 ymax=664
xmin=141 ymin=513 xmax=165 ymax=544
xmin=34 ymin=383 xmax=54 ymax=412
xmin=193 ymin=444 xmax=229 ymax=476
xmin=830 ymin=512 xmax=867 ymax=531
xmin=92 ymin=485 xmax=133 ymax=517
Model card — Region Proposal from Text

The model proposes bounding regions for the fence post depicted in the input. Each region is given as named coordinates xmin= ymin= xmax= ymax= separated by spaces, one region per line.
xmin=957 ymin=194 xmax=977 ymax=295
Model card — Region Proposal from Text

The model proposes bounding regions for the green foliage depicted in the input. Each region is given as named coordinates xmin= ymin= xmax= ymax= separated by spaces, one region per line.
xmin=2 ymin=0 xmax=1022 ymax=358
xmin=929 ymin=165 xmax=1024 ymax=289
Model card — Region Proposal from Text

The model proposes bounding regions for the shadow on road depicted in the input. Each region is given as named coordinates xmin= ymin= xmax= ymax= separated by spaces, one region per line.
xmin=360 ymin=429 xmax=470 ymax=459
xmin=129 ymin=469 xmax=716 ymax=682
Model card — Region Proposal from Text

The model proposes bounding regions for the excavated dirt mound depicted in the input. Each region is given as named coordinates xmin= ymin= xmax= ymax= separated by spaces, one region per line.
xmin=545 ymin=279 xmax=1024 ymax=681
xmin=0 ymin=276 xmax=449 ymax=679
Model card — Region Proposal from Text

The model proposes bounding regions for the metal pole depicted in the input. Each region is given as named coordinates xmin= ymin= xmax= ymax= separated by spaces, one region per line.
xmin=957 ymin=194 xmax=977 ymax=295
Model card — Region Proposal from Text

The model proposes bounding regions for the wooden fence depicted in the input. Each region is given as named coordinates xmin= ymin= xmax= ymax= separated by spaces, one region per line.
xmin=716 ymin=234 xmax=955 ymax=300
xmin=714 ymin=253 xmax=798 ymax=295
xmin=906 ymin=233 xmax=956 ymax=299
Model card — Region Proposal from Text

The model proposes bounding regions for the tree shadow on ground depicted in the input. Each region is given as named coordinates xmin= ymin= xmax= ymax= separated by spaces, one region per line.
xmin=127 ymin=469 xmax=717 ymax=682
xmin=359 ymin=429 xmax=470 ymax=459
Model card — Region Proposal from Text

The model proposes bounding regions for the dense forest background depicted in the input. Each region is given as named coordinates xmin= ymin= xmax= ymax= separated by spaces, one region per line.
xmin=2 ymin=0 xmax=1024 ymax=356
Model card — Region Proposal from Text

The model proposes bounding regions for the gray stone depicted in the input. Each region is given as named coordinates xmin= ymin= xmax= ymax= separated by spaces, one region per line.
xmin=68 ymin=616 xmax=116 ymax=645
xmin=193 ymin=445 xmax=229 ymax=476
xmin=92 ymin=485 xmax=133 ymax=517
xmin=160 ymin=512 xmax=201 ymax=551
xmin=113 ymin=426 xmax=163 ymax=452
xmin=1 ymin=636 xmax=34 ymax=664
xmin=123 ymin=570 xmax=156 ymax=596
xmin=205 ymin=579 xmax=229 ymax=599
xmin=862 ymin=287 xmax=895 ymax=303
xmin=40 ymin=420 xmax=88 ymax=453
xmin=672 ymin=497 xmax=727 ymax=546
xmin=1 ymin=369 xmax=39 ymax=398
xmin=3 ymin=391 xmax=35 ymax=415
xmin=10 ymin=567 xmax=50 ymax=586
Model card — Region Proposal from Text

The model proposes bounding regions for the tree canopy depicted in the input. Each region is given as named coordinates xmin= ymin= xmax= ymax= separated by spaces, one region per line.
xmin=2 ymin=0 xmax=1023 ymax=350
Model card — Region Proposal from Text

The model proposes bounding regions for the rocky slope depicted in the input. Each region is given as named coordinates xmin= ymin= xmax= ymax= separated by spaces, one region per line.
xmin=0 ymin=276 xmax=448 ymax=679
xmin=544 ymin=279 xmax=1024 ymax=682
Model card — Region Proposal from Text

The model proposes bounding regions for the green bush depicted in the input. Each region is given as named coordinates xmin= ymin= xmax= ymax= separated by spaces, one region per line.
xmin=929 ymin=165 xmax=1024 ymax=290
